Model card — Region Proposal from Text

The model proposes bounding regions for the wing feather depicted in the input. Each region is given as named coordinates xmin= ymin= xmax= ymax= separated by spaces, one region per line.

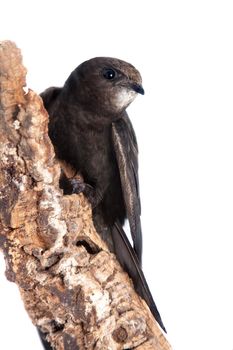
xmin=112 ymin=113 xmax=142 ymax=263
xmin=112 ymin=221 xmax=166 ymax=332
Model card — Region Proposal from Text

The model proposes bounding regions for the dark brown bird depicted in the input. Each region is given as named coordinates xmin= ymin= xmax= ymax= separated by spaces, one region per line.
xmin=40 ymin=57 xmax=166 ymax=338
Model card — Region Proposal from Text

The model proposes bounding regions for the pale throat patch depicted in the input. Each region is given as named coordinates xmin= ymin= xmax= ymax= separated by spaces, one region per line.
xmin=115 ymin=89 xmax=137 ymax=109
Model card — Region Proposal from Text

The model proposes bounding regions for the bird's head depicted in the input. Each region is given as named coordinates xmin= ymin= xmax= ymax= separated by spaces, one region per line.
xmin=64 ymin=57 xmax=144 ymax=117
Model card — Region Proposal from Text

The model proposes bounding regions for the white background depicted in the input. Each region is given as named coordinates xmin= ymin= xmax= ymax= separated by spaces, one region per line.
xmin=1 ymin=1 xmax=233 ymax=349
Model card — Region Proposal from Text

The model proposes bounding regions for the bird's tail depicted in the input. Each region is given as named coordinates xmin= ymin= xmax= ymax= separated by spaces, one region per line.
xmin=37 ymin=328 xmax=53 ymax=350
xmin=112 ymin=221 xmax=166 ymax=333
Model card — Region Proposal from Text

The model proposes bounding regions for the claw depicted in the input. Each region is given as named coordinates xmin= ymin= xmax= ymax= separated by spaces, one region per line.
xmin=70 ymin=178 xmax=86 ymax=194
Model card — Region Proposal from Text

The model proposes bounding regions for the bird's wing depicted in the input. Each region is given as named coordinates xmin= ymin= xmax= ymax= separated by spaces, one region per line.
xmin=40 ymin=86 xmax=62 ymax=114
xmin=112 ymin=221 xmax=166 ymax=332
xmin=112 ymin=113 xmax=142 ymax=263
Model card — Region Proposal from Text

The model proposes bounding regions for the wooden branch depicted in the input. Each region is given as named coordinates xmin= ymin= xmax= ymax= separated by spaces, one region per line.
xmin=0 ymin=41 xmax=172 ymax=350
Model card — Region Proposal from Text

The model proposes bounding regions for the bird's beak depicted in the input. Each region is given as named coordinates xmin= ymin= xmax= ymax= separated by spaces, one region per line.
xmin=131 ymin=83 xmax=145 ymax=95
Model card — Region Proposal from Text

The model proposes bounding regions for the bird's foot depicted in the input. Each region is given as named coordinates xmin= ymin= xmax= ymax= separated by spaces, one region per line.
xmin=59 ymin=173 xmax=86 ymax=195
xmin=59 ymin=172 xmax=102 ymax=208
xmin=69 ymin=180 xmax=102 ymax=208
xmin=69 ymin=178 xmax=86 ymax=194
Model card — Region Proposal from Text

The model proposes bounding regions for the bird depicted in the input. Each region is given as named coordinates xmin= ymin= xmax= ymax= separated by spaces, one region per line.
xmin=40 ymin=57 xmax=166 ymax=343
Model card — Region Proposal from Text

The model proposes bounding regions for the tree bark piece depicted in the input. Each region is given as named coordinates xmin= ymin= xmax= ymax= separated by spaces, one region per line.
xmin=0 ymin=40 xmax=172 ymax=350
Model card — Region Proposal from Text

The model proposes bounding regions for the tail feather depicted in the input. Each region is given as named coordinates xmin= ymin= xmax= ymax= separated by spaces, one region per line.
xmin=112 ymin=221 xmax=166 ymax=333
xmin=37 ymin=329 xmax=53 ymax=350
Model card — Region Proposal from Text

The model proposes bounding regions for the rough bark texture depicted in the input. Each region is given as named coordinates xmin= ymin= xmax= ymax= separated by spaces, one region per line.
xmin=0 ymin=41 xmax=172 ymax=350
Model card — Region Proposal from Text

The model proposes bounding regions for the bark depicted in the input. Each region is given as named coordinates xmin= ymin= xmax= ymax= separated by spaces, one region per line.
xmin=0 ymin=41 xmax=172 ymax=350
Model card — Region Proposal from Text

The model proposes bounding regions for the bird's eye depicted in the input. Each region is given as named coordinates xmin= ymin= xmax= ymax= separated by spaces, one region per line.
xmin=102 ymin=68 xmax=116 ymax=80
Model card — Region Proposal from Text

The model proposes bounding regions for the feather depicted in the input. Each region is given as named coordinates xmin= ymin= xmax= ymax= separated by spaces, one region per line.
xmin=112 ymin=221 xmax=166 ymax=333
xmin=112 ymin=114 xmax=142 ymax=263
